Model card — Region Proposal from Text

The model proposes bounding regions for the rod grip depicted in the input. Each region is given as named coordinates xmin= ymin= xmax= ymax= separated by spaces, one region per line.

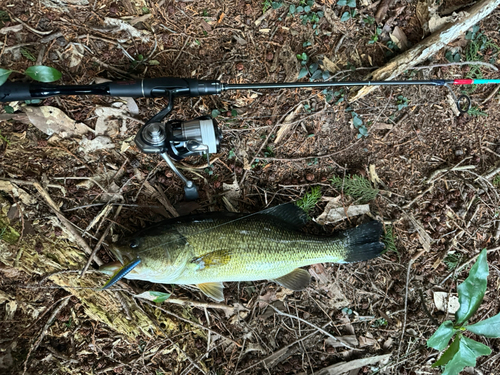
xmin=0 ymin=82 xmax=33 ymax=102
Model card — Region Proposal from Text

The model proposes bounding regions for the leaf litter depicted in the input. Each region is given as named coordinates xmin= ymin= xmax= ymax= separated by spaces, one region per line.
xmin=0 ymin=0 xmax=500 ymax=374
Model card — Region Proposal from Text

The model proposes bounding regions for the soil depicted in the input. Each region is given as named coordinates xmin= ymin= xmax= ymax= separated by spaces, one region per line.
xmin=0 ymin=0 xmax=499 ymax=374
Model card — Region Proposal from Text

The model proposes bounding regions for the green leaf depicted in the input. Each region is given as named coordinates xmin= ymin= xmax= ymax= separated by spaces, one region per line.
xmin=310 ymin=69 xmax=322 ymax=80
xmin=296 ymin=6 xmax=304 ymax=12
xmin=134 ymin=291 xmax=171 ymax=303
xmin=24 ymin=66 xmax=62 ymax=83
xmin=466 ymin=312 xmax=500 ymax=338
xmin=340 ymin=11 xmax=351 ymax=21
xmin=272 ymin=2 xmax=282 ymax=9
xmin=352 ymin=115 xmax=363 ymax=127
xmin=456 ymin=249 xmax=489 ymax=325
xmin=427 ymin=321 xmax=456 ymax=350
xmin=433 ymin=335 xmax=460 ymax=367
xmin=298 ymin=67 xmax=309 ymax=79
xmin=4 ymin=105 xmax=14 ymax=114
xmin=211 ymin=109 xmax=221 ymax=118
xmin=309 ymin=62 xmax=319 ymax=73
xmin=148 ymin=60 xmax=160 ymax=65
xmin=289 ymin=4 xmax=296 ymax=14
xmin=0 ymin=68 xmax=12 ymax=86
xmin=321 ymin=70 xmax=330 ymax=80
xmin=441 ymin=336 xmax=491 ymax=375
xmin=231 ymin=109 xmax=238 ymax=117
xmin=347 ymin=0 xmax=356 ymax=7
xmin=337 ymin=0 xmax=347 ymax=5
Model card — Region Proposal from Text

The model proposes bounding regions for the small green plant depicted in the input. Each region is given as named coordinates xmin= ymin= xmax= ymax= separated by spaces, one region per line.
xmin=443 ymin=253 xmax=460 ymax=271
xmin=396 ymin=95 xmax=409 ymax=110
xmin=289 ymin=1 xmax=323 ymax=30
xmin=330 ymin=174 xmax=379 ymax=203
xmin=445 ymin=50 xmax=461 ymax=62
xmin=0 ymin=66 xmax=62 ymax=86
xmin=367 ymin=27 xmax=382 ymax=45
xmin=345 ymin=108 xmax=368 ymax=138
xmin=263 ymin=0 xmax=282 ymax=12
xmin=21 ymin=48 xmax=36 ymax=62
xmin=337 ymin=0 xmax=356 ymax=6
xmin=464 ymin=25 xmax=499 ymax=92
xmin=0 ymin=10 xmax=9 ymax=27
xmin=296 ymin=186 xmax=322 ymax=214
xmin=264 ymin=145 xmax=274 ymax=157
xmin=371 ymin=318 xmax=388 ymax=327
xmin=340 ymin=9 xmax=356 ymax=22
xmin=297 ymin=54 xmax=330 ymax=80
xmin=228 ymin=149 xmax=236 ymax=159
xmin=427 ymin=249 xmax=500 ymax=375
xmin=338 ymin=0 xmax=357 ymax=23
xmin=493 ymin=174 xmax=500 ymax=187
xmin=0 ymin=130 xmax=10 ymax=145
xmin=467 ymin=105 xmax=488 ymax=117
xmin=362 ymin=15 xmax=375 ymax=25
xmin=382 ymin=226 xmax=398 ymax=255
xmin=323 ymin=89 xmax=345 ymax=104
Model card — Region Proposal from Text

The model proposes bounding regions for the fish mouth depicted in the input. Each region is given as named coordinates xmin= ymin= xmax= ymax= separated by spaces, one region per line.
xmin=99 ymin=261 xmax=122 ymax=275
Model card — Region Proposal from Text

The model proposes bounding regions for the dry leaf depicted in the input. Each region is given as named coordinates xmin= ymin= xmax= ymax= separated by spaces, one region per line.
xmin=63 ymin=43 xmax=85 ymax=68
xmin=0 ymin=181 xmax=36 ymax=205
xmin=375 ymin=0 xmax=394 ymax=24
xmin=223 ymin=178 xmax=241 ymax=212
xmin=78 ymin=135 xmax=114 ymax=153
xmin=369 ymin=164 xmax=383 ymax=185
xmin=315 ymin=196 xmax=371 ymax=225
xmin=103 ymin=17 xmax=151 ymax=42
xmin=433 ymin=291 xmax=460 ymax=314
xmin=390 ymin=26 xmax=409 ymax=50
xmin=275 ymin=104 xmax=303 ymax=144
xmin=314 ymin=354 xmax=391 ymax=375
xmin=24 ymin=106 xmax=93 ymax=138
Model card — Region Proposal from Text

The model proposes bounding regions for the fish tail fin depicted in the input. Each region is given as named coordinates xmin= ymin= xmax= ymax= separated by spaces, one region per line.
xmin=343 ymin=221 xmax=385 ymax=262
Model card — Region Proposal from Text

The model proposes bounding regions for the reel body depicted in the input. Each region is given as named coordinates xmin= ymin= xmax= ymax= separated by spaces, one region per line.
xmin=135 ymin=116 xmax=222 ymax=200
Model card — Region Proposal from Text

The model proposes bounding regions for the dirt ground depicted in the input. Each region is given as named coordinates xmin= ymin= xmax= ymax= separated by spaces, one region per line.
xmin=0 ymin=0 xmax=499 ymax=374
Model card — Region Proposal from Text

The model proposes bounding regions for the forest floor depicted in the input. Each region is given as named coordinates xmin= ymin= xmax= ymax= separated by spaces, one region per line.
xmin=0 ymin=0 xmax=499 ymax=374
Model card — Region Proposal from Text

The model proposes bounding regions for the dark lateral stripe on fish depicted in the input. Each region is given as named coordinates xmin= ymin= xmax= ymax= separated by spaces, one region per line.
xmin=100 ymin=258 xmax=142 ymax=290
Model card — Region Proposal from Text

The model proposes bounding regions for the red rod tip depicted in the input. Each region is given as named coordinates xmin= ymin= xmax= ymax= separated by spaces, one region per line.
xmin=453 ymin=79 xmax=474 ymax=85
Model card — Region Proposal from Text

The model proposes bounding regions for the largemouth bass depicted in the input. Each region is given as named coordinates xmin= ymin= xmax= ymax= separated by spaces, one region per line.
xmin=99 ymin=204 xmax=384 ymax=301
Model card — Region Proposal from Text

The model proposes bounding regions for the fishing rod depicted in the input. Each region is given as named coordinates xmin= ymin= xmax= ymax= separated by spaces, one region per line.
xmin=1 ymin=77 xmax=498 ymax=199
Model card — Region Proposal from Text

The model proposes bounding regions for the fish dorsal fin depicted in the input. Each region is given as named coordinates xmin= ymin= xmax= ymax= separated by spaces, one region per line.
xmin=197 ymin=282 xmax=225 ymax=302
xmin=273 ymin=268 xmax=311 ymax=291
xmin=263 ymin=203 xmax=309 ymax=229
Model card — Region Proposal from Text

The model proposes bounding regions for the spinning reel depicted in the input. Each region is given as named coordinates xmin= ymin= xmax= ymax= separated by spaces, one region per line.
xmin=135 ymin=115 xmax=222 ymax=200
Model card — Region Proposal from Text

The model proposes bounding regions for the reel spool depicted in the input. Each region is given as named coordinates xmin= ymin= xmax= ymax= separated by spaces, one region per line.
xmin=135 ymin=116 xmax=222 ymax=200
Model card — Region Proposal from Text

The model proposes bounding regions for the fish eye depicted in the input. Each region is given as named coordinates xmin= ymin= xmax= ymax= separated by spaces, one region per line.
xmin=129 ymin=239 xmax=139 ymax=249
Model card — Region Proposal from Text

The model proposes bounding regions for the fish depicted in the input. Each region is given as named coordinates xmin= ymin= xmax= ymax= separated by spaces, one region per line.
xmin=99 ymin=203 xmax=385 ymax=301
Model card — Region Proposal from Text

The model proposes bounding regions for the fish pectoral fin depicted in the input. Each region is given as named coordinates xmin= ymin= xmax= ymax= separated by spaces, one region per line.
xmin=272 ymin=268 xmax=311 ymax=291
xmin=197 ymin=282 xmax=225 ymax=302
xmin=191 ymin=250 xmax=232 ymax=270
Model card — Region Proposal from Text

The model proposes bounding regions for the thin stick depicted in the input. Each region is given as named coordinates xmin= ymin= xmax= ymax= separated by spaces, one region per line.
xmin=410 ymin=61 xmax=498 ymax=72
xmin=397 ymin=259 xmax=413 ymax=361
xmin=22 ymin=296 xmax=71 ymax=374
xmin=265 ymin=304 xmax=359 ymax=350
xmin=33 ymin=182 xmax=103 ymax=266
xmin=141 ymin=300 xmax=242 ymax=347
xmin=80 ymin=205 xmax=123 ymax=277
